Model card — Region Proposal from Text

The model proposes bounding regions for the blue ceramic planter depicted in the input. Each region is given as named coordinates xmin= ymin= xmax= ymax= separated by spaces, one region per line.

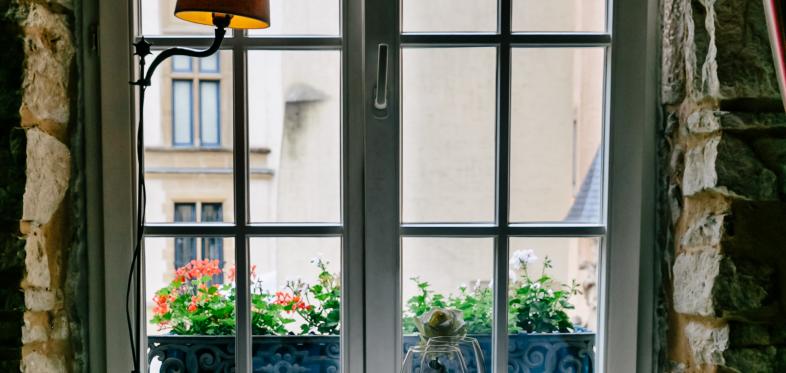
xmin=148 ymin=333 xmax=594 ymax=372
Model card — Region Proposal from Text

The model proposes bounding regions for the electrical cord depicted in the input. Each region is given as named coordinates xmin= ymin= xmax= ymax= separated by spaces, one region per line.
xmin=127 ymin=64 xmax=147 ymax=373
xmin=126 ymin=23 xmax=226 ymax=372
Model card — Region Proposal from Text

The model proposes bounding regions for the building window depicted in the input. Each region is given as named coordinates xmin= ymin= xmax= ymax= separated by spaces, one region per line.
xmin=171 ymin=55 xmax=192 ymax=72
xmin=199 ymin=81 xmax=220 ymax=146
xmin=173 ymin=202 xmax=225 ymax=283
xmin=171 ymin=80 xmax=193 ymax=146
xmin=170 ymin=56 xmax=221 ymax=147
xmin=173 ymin=203 xmax=196 ymax=269
xmin=200 ymin=203 xmax=224 ymax=283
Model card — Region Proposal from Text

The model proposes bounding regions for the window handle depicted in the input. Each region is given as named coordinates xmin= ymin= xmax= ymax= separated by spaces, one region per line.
xmin=374 ymin=43 xmax=389 ymax=110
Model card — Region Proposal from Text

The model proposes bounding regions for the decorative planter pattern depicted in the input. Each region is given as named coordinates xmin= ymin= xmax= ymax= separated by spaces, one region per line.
xmin=148 ymin=333 xmax=594 ymax=372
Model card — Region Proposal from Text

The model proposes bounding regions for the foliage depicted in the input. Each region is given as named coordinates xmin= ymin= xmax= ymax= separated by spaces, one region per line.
xmin=278 ymin=257 xmax=341 ymax=335
xmin=403 ymin=277 xmax=447 ymax=333
xmin=151 ymin=257 xmax=341 ymax=336
xmin=403 ymin=249 xmax=582 ymax=335
xmin=508 ymin=256 xmax=580 ymax=333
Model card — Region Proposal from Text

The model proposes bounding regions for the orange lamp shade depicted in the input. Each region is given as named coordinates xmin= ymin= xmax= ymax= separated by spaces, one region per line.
xmin=175 ymin=0 xmax=270 ymax=29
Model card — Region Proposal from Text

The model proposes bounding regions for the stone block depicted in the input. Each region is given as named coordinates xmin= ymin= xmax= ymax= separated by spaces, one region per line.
xmin=21 ymin=312 xmax=48 ymax=344
xmin=719 ymin=112 xmax=786 ymax=133
xmin=23 ymin=289 xmax=55 ymax=312
xmin=723 ymin=346 xmax=777 ymax=373
xmin=23 ymin=226 xmax=49 ymax=289
xmin=712 ymin=257 xmax=772 ymax=314
xmin=685 ymin=321 xmax=729 ymax=365
xmin=20 ymin=351 xmax=65 ymax=373
xmin=662 ymin=0 xmax=687 ymax=104
xmin=729 ymin=323 xmax=770 ymax=347
xmin=683 ymin=134 xmax=777 ymax=200
xmin=21 ymin=128 xmax=70 ymax=225
xmin=753 ymin=138 xmax=786 ymax=197
xmin=673 ymin=249 xmax=721 ymax=316
xmin=708 ymin=0 xmax=780 ymax=100
xmin=18 ymin=2 xmax=74 ymax=130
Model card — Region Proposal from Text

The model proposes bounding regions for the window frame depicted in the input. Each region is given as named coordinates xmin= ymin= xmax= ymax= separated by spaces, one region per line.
xmin=91 ymin=0 xmax=657 ymax=372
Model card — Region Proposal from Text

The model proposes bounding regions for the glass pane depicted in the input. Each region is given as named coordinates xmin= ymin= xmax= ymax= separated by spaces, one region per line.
xmin=248 ymin=237 xmax=341 ymax=371
xmin=172 ymin=80 xmax=193 ymax=146
xmin=402 ymin=0 xmax=496 ymax=32
xmin=200 ymin=81 xmax=221 ymax=146
xmin=507 ymin=237 xmax=599 ymax=371
xmin=401 ymin=237 xmax=494 ymax=372
xmin=140 ymin=0 xmax=230 ymax=36
xmin=171 ymin=55 xmax=192 ymax=72
xmin=146 ymin=237 xmax=236 ymax=371
xmin=248 ymin=51 xmax=341 ymax=223
xmin=144 ymin=50 xmax=234 ymax=223
xmin=200 ymin=54 xmax=219 ymax=73
xmin=513 ymin=0 xmax=606 ymax=32
xmin=509 ymin=48 xmax=605 ymax=224
xmin=248 ymin=0 xmax=340 ymax=35
xmin=402 ymin=48 xmax=496 ymax=223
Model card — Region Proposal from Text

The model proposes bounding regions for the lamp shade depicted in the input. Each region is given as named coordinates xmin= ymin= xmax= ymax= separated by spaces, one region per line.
xmin=175 ymin=0 xmax=270 ymax=29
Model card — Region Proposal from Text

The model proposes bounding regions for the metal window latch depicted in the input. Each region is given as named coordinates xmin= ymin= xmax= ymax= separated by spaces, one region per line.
xmin=373 ymin=43 xmax=389 ymax=110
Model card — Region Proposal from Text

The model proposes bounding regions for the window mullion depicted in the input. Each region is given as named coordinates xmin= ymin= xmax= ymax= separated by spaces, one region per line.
xmin=493 ymin=0 xmax=512 ymax=370
xmin=231 ymin=30 xmax=252 ymax=373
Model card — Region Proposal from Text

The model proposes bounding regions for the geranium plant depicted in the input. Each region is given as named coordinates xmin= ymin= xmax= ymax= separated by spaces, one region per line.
xmin=150 ymin=257 xmax=340 ymax=336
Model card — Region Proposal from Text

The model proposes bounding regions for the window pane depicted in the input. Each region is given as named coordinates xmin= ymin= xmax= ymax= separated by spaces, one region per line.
xmin=140 ymin=0 xmax=230 ymax=36
xmin=509 ymin=48 xmax=605 ymax=224
xmin=200 ymin=81 xmax=221 ymax=146
xmin=171 ymin=55 xmax=191 ymax=72
xmin=201 ymin=203 xmax=223 ymax=222
xmin=248 ymin=237 xmax=341 ymax=370
xmin=402 ymin=0 xmax=496 ymax=32
xmin=506 ymin=237 xmax=599 ymax=371
xmin=248 ymin=0 xmax=340 ymax=35
xmin=402 ymin=48 xmax=496 ymax=223
xmin=513 ymin=0 xmax=606 ymax=32
xmin=144 ymin=51 xmax=234 ymax=223
xmin=401 ymin=237 xmax=494 ymax=372
xmin=200 ymin=54 xmax=219 ymax=73
xmin=248 ymin=51 xmax=341 ymax=223
xmin=172 ymin=80 xmax=193 ymax=146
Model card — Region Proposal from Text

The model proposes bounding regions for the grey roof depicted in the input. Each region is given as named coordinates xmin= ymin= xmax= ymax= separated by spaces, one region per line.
xmin=564 ymin=149 xmax=602 ymax=223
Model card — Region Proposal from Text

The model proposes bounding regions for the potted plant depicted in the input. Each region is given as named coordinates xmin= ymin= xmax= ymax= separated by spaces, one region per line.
xmin=147 ymin=258 xmax=341 ymax=372
xmin=402 ymin=250 xmax=595 ymax=373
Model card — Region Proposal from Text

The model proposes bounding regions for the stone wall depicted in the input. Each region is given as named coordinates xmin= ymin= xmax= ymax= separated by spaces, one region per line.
xmin=13 ymin=0 xmax=84 ymax=371
xmin=0 ymin=0 xmax=27 ymax=370
xmin=662 ymin=0 xmax=786 ymax=371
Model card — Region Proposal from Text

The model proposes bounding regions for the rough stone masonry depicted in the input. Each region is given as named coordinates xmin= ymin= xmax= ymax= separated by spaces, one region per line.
xmin=662 ymin=0 xmax=786 ymax=371
xmin=14 ymin=0 xmax=83 ymax=371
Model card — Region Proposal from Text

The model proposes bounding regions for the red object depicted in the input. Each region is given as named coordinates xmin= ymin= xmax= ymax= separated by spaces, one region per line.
xmin=765 ymin=0 xmax=786 ymax=111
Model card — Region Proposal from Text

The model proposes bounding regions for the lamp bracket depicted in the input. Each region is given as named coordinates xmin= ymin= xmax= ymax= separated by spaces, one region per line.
xmin=130 ymin=25 xmax=227 ymax=87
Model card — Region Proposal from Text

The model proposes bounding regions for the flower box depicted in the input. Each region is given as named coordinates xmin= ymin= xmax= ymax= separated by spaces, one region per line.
xmin=148 ymin=332 xmax=594 ymax=372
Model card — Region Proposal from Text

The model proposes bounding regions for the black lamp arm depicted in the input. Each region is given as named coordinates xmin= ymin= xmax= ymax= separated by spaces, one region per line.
xmin=132 ymin=25 xmax=227 ymax=87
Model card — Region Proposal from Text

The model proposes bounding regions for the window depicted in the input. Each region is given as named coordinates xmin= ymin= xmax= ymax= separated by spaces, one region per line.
xmin=95 ymin=0 xmax=654 ymax=371
xmin=170 ymin=55 xmax=222 ymax=147
xmin=172 ymin=202 xmax=225 ymax=282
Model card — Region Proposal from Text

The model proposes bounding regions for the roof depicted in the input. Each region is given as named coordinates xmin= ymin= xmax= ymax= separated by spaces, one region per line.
xmin=564 ymin=149 xmax=602 ymax=223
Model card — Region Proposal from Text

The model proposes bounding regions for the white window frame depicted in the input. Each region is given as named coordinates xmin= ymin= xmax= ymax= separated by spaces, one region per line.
xmin=87 ymin=0 xmax=657 ymax=371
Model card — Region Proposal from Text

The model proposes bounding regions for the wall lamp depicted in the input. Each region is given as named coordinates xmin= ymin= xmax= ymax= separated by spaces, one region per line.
xmin=128 ymin=2 xmax=270 ymax=372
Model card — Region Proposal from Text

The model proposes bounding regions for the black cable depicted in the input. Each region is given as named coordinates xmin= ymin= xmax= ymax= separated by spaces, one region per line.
xmin=127 ymin=71 xmax=146 ymax=373
xmin=125 ymin=25 xmax=225 ymax=372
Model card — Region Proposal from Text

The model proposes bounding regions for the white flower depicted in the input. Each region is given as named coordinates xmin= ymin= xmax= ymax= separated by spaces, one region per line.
xmin=414 ymin=308 xmax=467 ymax=343
xmin=509 ymin=249 xmax=538 ymax=270
xmin=509 ymin=270 xmax=517 ymax=280
xmin=309 ymin=253 xmax=325 ymax=264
